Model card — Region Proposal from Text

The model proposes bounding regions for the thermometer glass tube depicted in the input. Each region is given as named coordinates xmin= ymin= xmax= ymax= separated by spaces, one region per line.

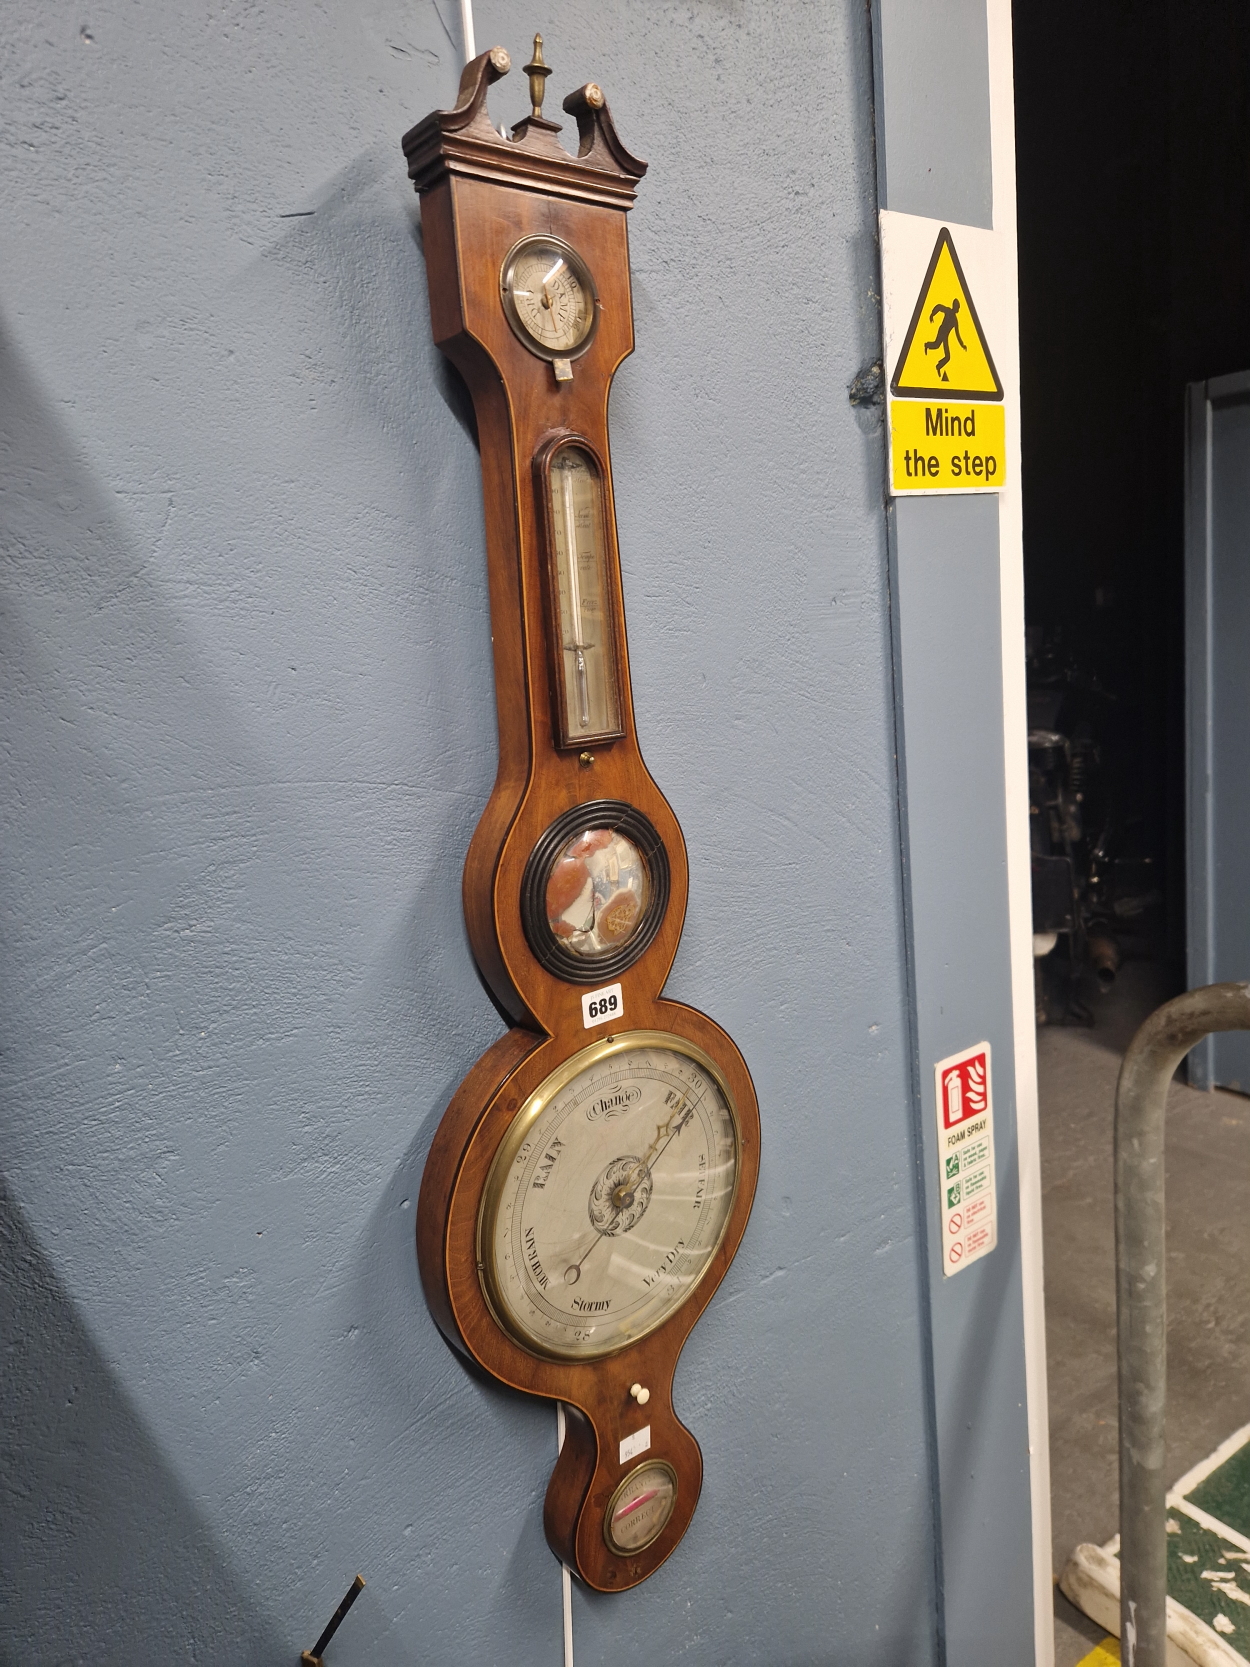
xmin=547 ymin=446 xmax=622 ymax=745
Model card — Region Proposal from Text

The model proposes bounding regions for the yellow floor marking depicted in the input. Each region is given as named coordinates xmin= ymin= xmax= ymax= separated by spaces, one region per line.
xmin=1075 ymin=1640 xmax=1120 ymax=1666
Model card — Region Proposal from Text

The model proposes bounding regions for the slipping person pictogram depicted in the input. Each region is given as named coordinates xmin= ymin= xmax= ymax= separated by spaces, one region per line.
xmin=924 ymin=298 xmax=965 ymax=382
xmin=889 ymin=227 xmax=1003 ymax=402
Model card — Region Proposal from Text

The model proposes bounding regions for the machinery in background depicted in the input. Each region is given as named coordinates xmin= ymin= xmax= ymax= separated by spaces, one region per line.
xmin=1027 ymin=629 xmax=1162 ymax=1024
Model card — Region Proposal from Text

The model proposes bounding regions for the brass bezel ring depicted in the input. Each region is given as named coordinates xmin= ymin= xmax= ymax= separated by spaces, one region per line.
xmin=500 ymin=233 xmax=600 ymax=363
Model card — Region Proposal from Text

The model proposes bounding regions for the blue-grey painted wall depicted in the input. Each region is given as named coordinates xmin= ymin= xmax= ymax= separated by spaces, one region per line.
xmin=891 ymin=498 xmax=1034 ymax=1662
xmin=874 ymin=1 xmax=1039 ymax=1658
xmin=1 ymin=3 xmax=946 ymax=1663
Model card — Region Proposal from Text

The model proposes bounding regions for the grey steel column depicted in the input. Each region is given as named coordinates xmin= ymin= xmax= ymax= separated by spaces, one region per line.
xmin=1115 ymin=982 xmax=1250 ymax=1665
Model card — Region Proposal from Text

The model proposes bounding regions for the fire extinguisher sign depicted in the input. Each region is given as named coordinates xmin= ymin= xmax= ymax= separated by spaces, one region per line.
xmin=934 ymin=1041 xmax=997 ymax=1276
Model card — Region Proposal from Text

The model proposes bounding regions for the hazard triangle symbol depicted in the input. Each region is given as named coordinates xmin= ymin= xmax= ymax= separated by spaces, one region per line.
xmin=890 ymin=228 xmax=1003 ymax=401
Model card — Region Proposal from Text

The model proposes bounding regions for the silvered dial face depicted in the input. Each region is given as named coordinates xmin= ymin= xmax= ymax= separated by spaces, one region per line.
xmin=501 ymin=236 xmax=597 ymax=358
xmin=479 ymin=1034 xmax=739 ymax=1361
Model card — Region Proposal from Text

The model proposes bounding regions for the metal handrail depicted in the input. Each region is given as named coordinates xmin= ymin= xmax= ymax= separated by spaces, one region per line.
xmin=1115 ymin=981 xmax=1250 ymax=1666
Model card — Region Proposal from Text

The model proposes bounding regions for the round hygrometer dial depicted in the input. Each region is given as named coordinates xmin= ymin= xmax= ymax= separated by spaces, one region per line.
xmin=501 ymin=234 xmax=598 ymax=360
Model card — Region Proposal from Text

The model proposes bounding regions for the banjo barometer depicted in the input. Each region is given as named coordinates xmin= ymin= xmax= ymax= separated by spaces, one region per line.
xmin=403 ymin=39 xmax=760 ymax=1592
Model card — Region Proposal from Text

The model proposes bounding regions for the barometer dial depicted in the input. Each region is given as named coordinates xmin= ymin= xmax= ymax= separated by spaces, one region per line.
xmin=501 ymin=234 xmax=598 ymax=360
xmin=479 ymin=1033 xmax=739 ymax=1361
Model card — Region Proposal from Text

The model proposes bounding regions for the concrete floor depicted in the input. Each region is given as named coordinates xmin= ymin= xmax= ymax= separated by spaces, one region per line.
xmin=1040 ymin=961 xmax=1250 ymax=1666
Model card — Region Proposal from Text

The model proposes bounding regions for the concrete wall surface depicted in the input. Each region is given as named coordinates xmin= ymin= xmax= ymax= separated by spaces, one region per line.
xmin=1 ymin=5 xmax=941 ymax=1662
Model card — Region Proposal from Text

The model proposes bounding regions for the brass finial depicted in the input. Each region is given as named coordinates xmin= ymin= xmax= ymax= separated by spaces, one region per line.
xmin=523 ymin=34 xmax=551 ymax=121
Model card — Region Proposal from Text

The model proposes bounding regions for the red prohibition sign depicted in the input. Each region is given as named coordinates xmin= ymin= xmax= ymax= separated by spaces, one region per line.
xmin=948 ymin=1212 xmax=963 ymax=1234
xmin=949 ymin=1243 xmax=964 ymax=1264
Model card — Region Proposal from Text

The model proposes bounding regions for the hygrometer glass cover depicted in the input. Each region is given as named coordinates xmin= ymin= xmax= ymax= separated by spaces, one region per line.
xmin=548 ymin=446 xmax=622 ymax=745
xmin=479 ymin=1033 xmax=740 ymax=1361
xmin=501 ymin=234 xmax=598 ymax=360
xmin=605 ymin=1461 xmax=678 ymax=1554
xmin=545 ymin=827 xmax=648 ymax=959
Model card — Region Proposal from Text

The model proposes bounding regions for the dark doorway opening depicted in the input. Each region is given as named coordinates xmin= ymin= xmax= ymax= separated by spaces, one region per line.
xmin=1015 ymin=0 xmax=1250 ymax=1017
xmin=1013 ymin=5 xmax=1250 ymax=1662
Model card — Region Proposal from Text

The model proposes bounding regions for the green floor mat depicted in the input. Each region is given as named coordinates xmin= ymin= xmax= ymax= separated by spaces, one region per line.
xmin=1167 ymin=1420 xmax=1250 ymax=1653
xmin=1061 ymin=1420 xmax=1250 ymax=1665
xmin=1189 ymin=1440 xmax=1250 ymax=1546
xmin=1162 ymin=1511 xmax=1250 ymax=1648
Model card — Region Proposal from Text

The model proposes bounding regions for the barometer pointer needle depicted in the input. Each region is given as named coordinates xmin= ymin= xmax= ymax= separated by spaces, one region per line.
xmin=566 ymin=1227 xmax=606 ymax=1281
xmin=563 ymin=1101 xmax=695 ymax=1283
xmin=540 ymin=257 xmax=566 ymax=320
xmin=614 ymin=1101 xmax=694 ymax=1205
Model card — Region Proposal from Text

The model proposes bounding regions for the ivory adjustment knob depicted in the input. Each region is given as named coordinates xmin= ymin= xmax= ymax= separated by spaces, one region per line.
xmin=629 ymin=1383 xmax=650 ymax=1405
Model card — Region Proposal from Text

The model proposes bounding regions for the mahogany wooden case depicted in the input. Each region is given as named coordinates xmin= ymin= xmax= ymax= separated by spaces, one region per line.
xmin=403 ymin=44 xmax=760 ymax=1592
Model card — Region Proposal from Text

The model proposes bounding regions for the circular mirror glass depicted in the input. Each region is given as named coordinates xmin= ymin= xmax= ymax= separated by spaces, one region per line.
xmin=543 ymin=827 xmax=649 ymax=960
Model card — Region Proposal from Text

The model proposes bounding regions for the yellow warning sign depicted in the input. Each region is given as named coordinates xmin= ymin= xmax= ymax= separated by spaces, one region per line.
xmin=890 ymin=400 xmax=1006 ymax=491
xmin=890 ymin=228 xmax=1003 ymax=402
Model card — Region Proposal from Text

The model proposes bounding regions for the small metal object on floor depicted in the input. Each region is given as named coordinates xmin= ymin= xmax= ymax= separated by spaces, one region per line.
xmin=301 ymin=1574 xmax=365 ymax=1666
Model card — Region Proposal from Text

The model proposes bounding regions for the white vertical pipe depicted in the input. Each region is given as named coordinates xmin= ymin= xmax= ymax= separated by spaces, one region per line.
xmin=555 ymin=1404 xmax=574 ymax=1667
xmin=562 ymin=1556 xmax=574 ymax=1665
xmin=458 ymin=0 xmax=475 ymax=64
xmin=985 ymin=1 xmax=1053 ymax=1660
